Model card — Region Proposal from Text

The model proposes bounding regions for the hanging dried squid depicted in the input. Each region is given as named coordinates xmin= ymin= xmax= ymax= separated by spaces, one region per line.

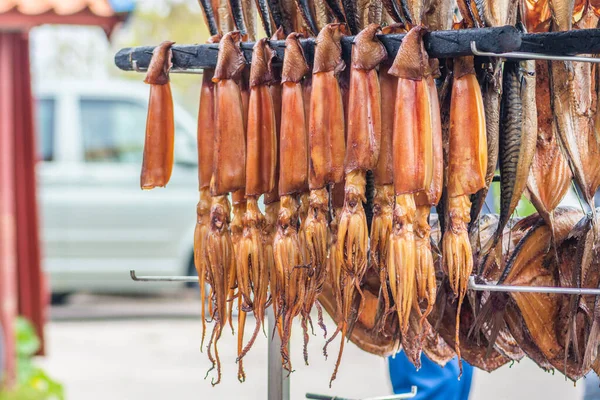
xmin=141 ymin=41 xmax=175 ymax=190
xmin=370 ymin=23 xmax=405 ymax=332
xmin=264 ymin=27 xmax=286 ymax=345
xmin=274 ymin=33 xmax=311 ymax=370
xmin=304 ymin=22 xmax=347 ymax=379
xmin=413 ymin=58 xmax=443 ymax=324
xmin=237 ymin=39 xmax=278 ymax=369
xmin=386 ymin=25 xmax=436 ymax=337
xmin=195 ymin=34 xmax=221 ymax=353
xmin=443 ymin=55 xmax=487 ymax=369
xmin=205 ymin=31 xmax=247 ymax=386
xmin=327 ymin=24 xmax=386 ymax=384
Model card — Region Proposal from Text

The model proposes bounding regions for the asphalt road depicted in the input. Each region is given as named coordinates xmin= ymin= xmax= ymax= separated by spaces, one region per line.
xmin=38 ymin=291 xmax=585 ymax=400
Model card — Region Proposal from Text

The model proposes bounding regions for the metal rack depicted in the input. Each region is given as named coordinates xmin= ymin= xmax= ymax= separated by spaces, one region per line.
xmin=117 ymin=24 xmax=600 ymax=400
xmin=114 ymin=27 xmax=600 ymax=72
xmin=130 ymin=270 xmax=600 ymax=296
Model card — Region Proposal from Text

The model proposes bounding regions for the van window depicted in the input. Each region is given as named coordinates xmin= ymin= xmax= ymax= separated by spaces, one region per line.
xmin=80 ymin=99 xmax=146 ymax=163
xmin=35 ymin=98 xmax=55 ymax=161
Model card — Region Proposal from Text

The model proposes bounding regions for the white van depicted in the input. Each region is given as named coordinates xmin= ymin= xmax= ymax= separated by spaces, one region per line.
xmin=35 ymin=80 xmax=199 ymax=300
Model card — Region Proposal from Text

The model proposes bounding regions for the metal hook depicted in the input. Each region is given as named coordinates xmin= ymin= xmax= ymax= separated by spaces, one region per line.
xmin=470 ymin=41 xmax=600 ymax=63
xmin=468 ymin=276 xmax=600 ymax=295
xmin=131 ymin=59 xmax=147 ymax=72
xmin=129 ymin=270 xmax=199 ymax=282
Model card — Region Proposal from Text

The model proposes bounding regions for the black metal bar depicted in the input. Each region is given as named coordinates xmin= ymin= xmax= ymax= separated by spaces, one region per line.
xmin=114 ymin=25 xmax=521 ymax=72
xmin=520 ymin=28 xmax=600 ymax=56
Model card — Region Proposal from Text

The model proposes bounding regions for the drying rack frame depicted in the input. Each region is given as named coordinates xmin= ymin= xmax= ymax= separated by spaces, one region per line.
xmin=115 ymin=24 xmax=600 ymax=400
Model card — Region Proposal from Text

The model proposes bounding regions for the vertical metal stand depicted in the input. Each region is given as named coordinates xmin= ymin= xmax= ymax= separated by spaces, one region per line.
xmin=268 ymin=307 xmax=290 ymax=400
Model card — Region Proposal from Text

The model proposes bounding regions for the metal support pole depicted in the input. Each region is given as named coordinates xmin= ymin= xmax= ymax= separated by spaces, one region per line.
xmin=268 ymin=307 xmax=290 ymax=400
xmin=468 ymin=276 xmax=600 ymax=295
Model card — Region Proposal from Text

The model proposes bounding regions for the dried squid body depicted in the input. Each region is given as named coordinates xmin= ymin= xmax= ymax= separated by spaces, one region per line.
xmin=195 ymin=39 xmax=218 ymax=350
xmin=205 ymin=31 xmax=247 ymax=385
xmin=370 ymin=23 xmax=405 ymax=331
xmin=413 ymin=61 xmax=443 ymax=323
xmin=141 ymin=41 xmax=175 ymax=190
xmin=328 ymin=23 xmax=385 ymax=385
xmin=386 ymin=25 xmax=436 ymax=336
xmin=443 ymin=55 xmax=487 ymax=369
xmin=237 ymin=38 xmax=278 ymax=366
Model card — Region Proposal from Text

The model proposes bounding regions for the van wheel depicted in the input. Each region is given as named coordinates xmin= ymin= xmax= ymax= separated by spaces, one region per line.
xmin=186 ymin=255 xmax=199 ymax=289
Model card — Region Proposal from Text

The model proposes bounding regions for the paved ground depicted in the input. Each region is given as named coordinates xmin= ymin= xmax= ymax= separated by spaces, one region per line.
xmin=38 ymin=292 xmax=586 ymax=400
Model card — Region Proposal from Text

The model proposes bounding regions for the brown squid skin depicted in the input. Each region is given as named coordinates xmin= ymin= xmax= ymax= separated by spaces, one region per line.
xmin=370 ymin=24 xmax=405 ymax=331
xmin=195 ymin=39 xmax=219 ymax=350
xmin=386 ymin=26 xmax=435 ymax=337
xmin=205 ymin=32 xmax=246 ymax=385
xmin=309 ymin=23 xmax=347 ymax=189
xmin=211 ymin=32 xmax=247 ymax=196
xmin=444 ymin=56 xmax=487 ymax=369
xmin=304 ymin=25 xmax=347 ymax=369
xmin=141 ymin=41 xmax=175 ymax=190
xmin=329 ymin=24 xmax=385 ymax=384
xmin=273 ymin=33 xmax=311 ymax=359
xmin=205 ymin=195 xmax=234 ymax=386
xmin=237 ymin=39 xmax=278 ymax=366
xmin=414 ymin=70 xmax=443 ymax=323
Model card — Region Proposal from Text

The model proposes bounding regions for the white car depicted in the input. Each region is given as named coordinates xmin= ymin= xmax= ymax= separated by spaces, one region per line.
xmin=36 ymin=80 xmax=199 ymax=300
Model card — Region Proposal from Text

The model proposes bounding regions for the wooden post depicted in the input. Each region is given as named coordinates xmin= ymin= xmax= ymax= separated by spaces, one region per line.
xmin=0 ymin=31 xmax=19 ymax=388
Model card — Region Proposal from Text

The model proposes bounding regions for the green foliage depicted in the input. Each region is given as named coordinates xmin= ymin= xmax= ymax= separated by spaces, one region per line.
xmin=0 ymin=318 xmax=64 ymax=400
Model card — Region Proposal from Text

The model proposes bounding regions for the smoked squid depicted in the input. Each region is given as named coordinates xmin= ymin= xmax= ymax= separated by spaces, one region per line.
xmin=387 ymin=25 xmax=435 ymax=336
xmin=205 ymin=31 xmax=247 ymax=385
xmin=141 ymin=41 xmax=175 ymax=190
xmin=371 ymin=23 xmax=405 ymax=332
xmin=194 ymin=35 xmax=221 ymax=352
xmin=304 ymin=22 xmax=347 ymax=380
xmin=443 ymin=55 xmax=487 ymax=368
xmin=273 ymin=32 xmax=313 ymax=369
xmin=237 ymin=38 xmax=278 ymax=368
xmin=330 ymin=23 xmax=385 ymax=384
xmin=413 ymin=58 xmax=443 ymax=323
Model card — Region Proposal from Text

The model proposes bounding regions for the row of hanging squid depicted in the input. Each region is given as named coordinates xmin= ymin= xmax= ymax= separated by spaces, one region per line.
xmin=137 ymin=0 xmax=600 ymax=388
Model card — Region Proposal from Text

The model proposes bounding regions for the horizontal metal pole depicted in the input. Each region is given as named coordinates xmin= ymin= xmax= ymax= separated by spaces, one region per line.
xmin=115 ymin=26 xmax=520 ymax=71
xmin=129 ymin=271 xmax=600 ymax=296
xmin=468 ymin=276 xmax=600 ymax=295
xmin=305 ymin=386 xmax=417 ymax=400
xmin=471 ymin=42 xmax=600 ymax=63
xmin=129 ymin=270 xmax=199 ymax=282
xmin=114 ymin=27 xmax=600 ymax=73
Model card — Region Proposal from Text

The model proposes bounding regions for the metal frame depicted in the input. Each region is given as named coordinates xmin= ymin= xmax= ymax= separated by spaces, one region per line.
xmin=470 ymin=41 xmax=600 ymax=63
xmin=119 ymin=25 xmax=600 ymax=400
xmin=306 ymin=386 xmax=417 ymax=400
xmin=468 ymin=276 xmax=600 ymax=295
